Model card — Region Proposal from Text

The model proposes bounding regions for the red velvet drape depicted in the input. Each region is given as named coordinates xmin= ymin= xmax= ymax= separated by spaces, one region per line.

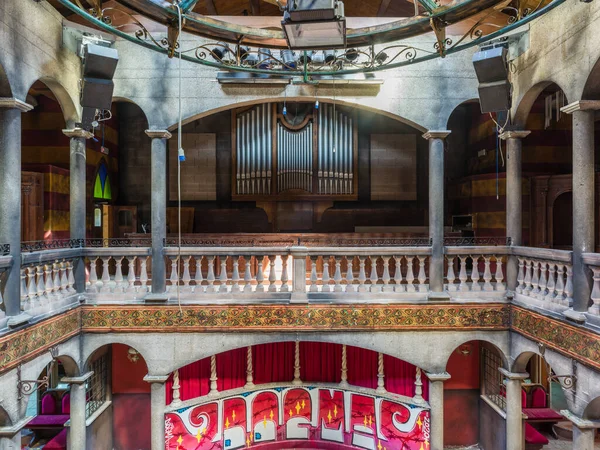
xmin=166 ymin=342 xmax=428 ymax=403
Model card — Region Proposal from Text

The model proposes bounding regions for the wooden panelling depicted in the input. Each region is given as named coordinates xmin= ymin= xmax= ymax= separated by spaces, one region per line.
xmin=370 ymin=134 xmax=417 ymax=201
xmin=21 ymin=172 xmax=44 ymax=242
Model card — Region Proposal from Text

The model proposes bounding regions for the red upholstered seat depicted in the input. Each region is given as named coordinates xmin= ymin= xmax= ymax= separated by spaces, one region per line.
xmin=522 ymin=388 xmax=527 ymax=407
xmin=27 ymin=414 xmax=69 ymax=427
xmin=40 ymin=392 xmax=57 ymax=415
xmin=61 ymin=392 xmax=71 ymax=414
xmin=531 ymin=387 xmax=547 ymax=408
xmin=523 ymin=408 xmax=563 ymax=421
xmin=44 ymin=428 xmax=68 ymax=450
xmin=525 ymin=423 xmax=549 ymax=445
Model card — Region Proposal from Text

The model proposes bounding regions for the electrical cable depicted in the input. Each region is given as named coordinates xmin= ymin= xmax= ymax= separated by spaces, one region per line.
xmin=175 ymin=1 xmax=183 ymax=315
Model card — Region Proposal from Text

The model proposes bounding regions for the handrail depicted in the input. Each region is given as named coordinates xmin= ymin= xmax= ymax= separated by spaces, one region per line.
xmin=0 ymin=255 xmax=12 ymax=270
xmin=512 ymin=246 xmax=572 ymax=263
xmin=21 ymin=248 xmax=82 ymax=265
xmin=445 ymin=245 xmax=511 ymax=255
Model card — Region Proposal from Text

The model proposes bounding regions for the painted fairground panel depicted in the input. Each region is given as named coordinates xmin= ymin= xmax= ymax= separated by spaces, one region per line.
xmin=165 ymin=385 xmax=430 ymax=450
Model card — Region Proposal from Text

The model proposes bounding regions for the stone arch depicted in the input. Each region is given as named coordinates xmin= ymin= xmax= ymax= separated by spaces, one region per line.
xmin=25 ymin=77 xmax=79 ymax=126
xmin=582 ymin=51 xmax=600 ymax=101
xmin=168 ymin=97 xmax=428 ymax=133
xmin=512 ymin=80 xmax=570 ymax=128
xmin=83 ymin=337 xmax=150 ymax=372
xmin=113 ymin=96 xmax=150 ymax=126
xmin=445 ymin=338 xmax=509 ymax=371
xmin=445 ymin=98 xmax=481 ymax=130
xmin=55 ymin=354 xmax=80 ymax=377
xmin=0 ymin=60 xmax=12 ymax=98
xmin=0 ymin=406 xmax=11 ymax=427
xmin=583 ymin=396 xmax=600 ymax=420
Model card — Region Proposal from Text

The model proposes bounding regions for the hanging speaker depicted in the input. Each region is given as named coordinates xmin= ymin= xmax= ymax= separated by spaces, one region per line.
xmin=80 ymin=78 xmax=114 ymax=110
xmin=473 ymin=46 xmax=511 ymax=113
xmin=478 ymin=80 xmax=511 ymax=113
xmin=83 ymin=44 xmax=119 ymax=79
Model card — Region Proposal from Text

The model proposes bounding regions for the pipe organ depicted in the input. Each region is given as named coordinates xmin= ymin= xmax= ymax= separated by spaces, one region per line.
xmin=233 ymin=102 xmax=356 ymax=200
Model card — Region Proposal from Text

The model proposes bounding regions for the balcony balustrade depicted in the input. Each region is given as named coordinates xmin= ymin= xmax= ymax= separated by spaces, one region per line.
xmin=1 ymin=237 xmax=600 ymax=330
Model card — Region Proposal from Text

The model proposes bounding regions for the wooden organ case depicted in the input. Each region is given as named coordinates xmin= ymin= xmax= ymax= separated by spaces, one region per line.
xmin=232 ymin=103 xmax=358 ymax=201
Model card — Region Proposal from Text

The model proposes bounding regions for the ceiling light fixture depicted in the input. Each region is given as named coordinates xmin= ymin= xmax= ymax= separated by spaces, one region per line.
xmin=281 ymin=0 xmax=346 ymax=50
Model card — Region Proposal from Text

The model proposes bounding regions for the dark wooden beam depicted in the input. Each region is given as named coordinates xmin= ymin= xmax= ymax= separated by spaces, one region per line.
xmin=205 ymin=0 xmax=218 ymax=15
xmin=249 ymin=0 xmax=261 ymax=15
xmin=377 ymin=0 xmax=392 ymax=16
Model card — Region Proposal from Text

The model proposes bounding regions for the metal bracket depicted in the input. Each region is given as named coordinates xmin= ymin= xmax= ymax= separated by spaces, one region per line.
xmin=17 ymin=346 xmax=59 ymax=401
xmin=430 ymin=17 xmax=449 ymax=58
xmin=538 ymin=343 xmax=577 ymax=390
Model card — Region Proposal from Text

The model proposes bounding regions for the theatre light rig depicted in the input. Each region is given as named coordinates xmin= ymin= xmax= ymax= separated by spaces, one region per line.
xmin=281 ymin=0 xmax=346 ymax=50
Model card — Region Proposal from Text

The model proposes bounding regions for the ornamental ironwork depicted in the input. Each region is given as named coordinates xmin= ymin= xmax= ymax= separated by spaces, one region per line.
xmin=17 ymin=346 xmax=59 ymax=401
xmin=56 ymin=0 xmax=564 ymax=78
xmin=0 ymin=244 xmax=9 ymax=256
xmin=444 ymin=236 xmax=511 ymax=246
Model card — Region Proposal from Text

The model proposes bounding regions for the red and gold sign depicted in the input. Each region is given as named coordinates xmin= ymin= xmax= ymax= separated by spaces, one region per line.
xmin=165 ymin=385 xmax=429 ymax=449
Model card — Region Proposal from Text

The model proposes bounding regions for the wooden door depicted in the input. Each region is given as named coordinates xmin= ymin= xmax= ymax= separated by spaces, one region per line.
xmin=113 ymin=206 xmax=138 ymax=237
xmin=21 ymin=171 xmax=44 ymax=242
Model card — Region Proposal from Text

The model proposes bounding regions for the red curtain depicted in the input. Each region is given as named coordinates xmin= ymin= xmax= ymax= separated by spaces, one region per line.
xmin=166 ymin=342 xmax=428 ymax=404
xmin=300 ymin=342 xmax=342 ymax=383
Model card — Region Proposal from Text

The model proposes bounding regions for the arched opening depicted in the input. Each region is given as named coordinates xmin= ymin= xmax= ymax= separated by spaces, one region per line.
xmin=511 ymin=352 xmax=571 ymax=449
xmin=21 ymin=355 xmax=79 ymax=449
xmin=552 ymin=192 xmax=573 ymax=249
xmin=163 ymin=342 xmax=430 ymax=449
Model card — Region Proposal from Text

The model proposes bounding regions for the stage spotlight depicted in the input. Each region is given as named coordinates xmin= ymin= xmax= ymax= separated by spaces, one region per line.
xmin=258 ymin=48 xmax=272 ymax=69
xmin=375 ymin=51 xmax=388 ymax=64
xmin=298 ymin=50 xmax=313 ymax=65
xmin=323 ymin=50 xmax=336 ymax=63
xmin=311 ymin=51 xmax=325 ymax=64
xmin=211 ymin=42 xmax=230 ymax=61
xmin=280 ymin=49 xmax=297 ymax=69
xmin=237 ymin=45 xmax=250 ymax=60
xmin=345 ymin=48 xmax=359 ymax=61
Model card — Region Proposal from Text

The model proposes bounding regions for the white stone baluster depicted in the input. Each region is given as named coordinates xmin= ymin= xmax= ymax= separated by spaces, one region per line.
xmin=309 ymin=256 xmax=319 ymax=292
xmin=564 ymin=264 xmax=574 ymax=307
xmin=406 ymin=256 xmax=416 ymax=293
xmin=139 ymin=256 xmax=149 ymax=293
xmin=60 ymin=260 xmax=69 ymax=293
xmin=206 ymin=256 xmax=216 ymax=292
xmin=523 ymin=259 xmax=533 ymax=296
xmin=382 ymin=256 xmax=392 ymax=293
xmin=470 ymin=256 xmax=482 ymax=291
xmin=417 ymin=256 xmax=426 ymax=292
xmin=231 ymin=256 xmax=241 ymax=293
xmin=446 ymin=256 xmax=457 ymax=291
xmin=413 ymin=367 xmax=425 ymax=405
xmin=369 ymin=256 xmax=380 ymax=292
xmin=27 ymin=266 xmax=37 ymax=309
xmin=114 ymin=256 xmax=125 ymax=294
xmin=182 ymin=255 xmax=191 ymax=292
xmin=256 ymin=256 xmax=265 ymax=292
xmin=44 ymin=263 xmax=53 ymax=303
xmin=194 ymin=256 xmax=204 ymax=293
xmin=516 ymin=258 xmax=525 ymax=294
xmin=357 ymin=256 xmax=367 ymax=292
xmin=494 ymin=256 xmax=505 ymax=291
xmin=322 ymin=256 xmax=331 ymax=292
xmin=20 ymin=267 xmax=29 ymax=311
xmin=531 ymin=260 xmax=540 ymax=297
xmin=127 ymin=256 xmax=137 ymax=294
xmin=219 ymin=256 xmax=229 ymax=293
xmin=52 ymin=261 xmax=61 ymax=297
xmin=99 ymin=257 xmax=111 ymax=293
xmin=333 ymin=256 xmax=343 ymax=292
xmin=483 ymin=256 xmax=493 ymax=291
xmin=537 ymin=261 xmax=548 ymax=299
xmin=168 ymin=256 xmax=179 ymax=292
xmin=66 ymin=260 xmax=75 ymax=293
xmin=554 ymin=264 xmax=565 ymax=305
xmin=87 ymin=257 xmax=98 ymax=293
xmin=458 ymin=256 xmax=469 ymax=292
xmin=280 ymin=255 xmax=290 ymax=292
xmin=36 ymin=264 xmax=47 ymax=305
xmin=589 ymin=266 xmax=600 ymax=316
xmin=268 ymin=255 xmax=277 ymax=292
xmin=345 ymin=256 xmax=354 ymax=293
xmin=243 ymin=256 xmax=253 ymax=293
xmin=545 ymin=263 xmax=556 ymax=302
xmin=393 ymin=256 xmax=404 ymax=292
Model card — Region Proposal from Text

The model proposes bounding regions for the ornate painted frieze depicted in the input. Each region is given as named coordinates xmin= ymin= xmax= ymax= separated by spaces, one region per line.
xmin=80 ymin=304 xmax=511 ymax=332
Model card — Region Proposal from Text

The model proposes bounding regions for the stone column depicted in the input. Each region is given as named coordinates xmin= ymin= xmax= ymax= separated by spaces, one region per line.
xmin=0 ymin=98 xmax=33 ymax=322
xmin=64 ymin=128 xmax=93 ymax=295
xmin=145 ymin=130 xmax=172 ymax=300
xmin=62 ymin=371 xmax=94 ymax=450
xmin=561 ymin=101 xmax=600 ymax=321
xmin=290 ymin=246 xmax=308 ymax=303
xmin=423 ymin=131 xmax=451 ymax=299
xmin=425 ymin=371 xmax=450 ymax=450
xmin=144 ymin=375 xmax=169 ymax=450
xmin=560 ymin=410 xmax=600 ymax=450
xmin=499 ymin=130 xmax=530 ymax=292
xmin=499 ymin=368 xmax=528 ymax=450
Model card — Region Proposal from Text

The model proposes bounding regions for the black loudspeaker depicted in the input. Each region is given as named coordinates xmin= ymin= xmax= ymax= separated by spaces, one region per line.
xmin=83 ymin=44 xmax=119 ymax=79
xmin=80 ymin=77 xmax=114 ymax=110
xmin=478 ymin=80 xmax=511 ymax=113
xmin=473 ymin=46 xmax=511 ymax=114
xmin=80 ymin=107 xmax=97 ymax=130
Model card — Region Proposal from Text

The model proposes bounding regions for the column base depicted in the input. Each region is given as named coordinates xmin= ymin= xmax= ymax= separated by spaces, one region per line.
xmin=144 ymin=293 xmax=170 ymax=303
xmin=7 ymin=313 xmax=31 ymax=328
xmin=290 ymin=292 xmax=309 ymax=304
xmin=428 ymin=291 xmax=450 ymax=301
xmin=563 ymin=308 xmax=587 ymax=324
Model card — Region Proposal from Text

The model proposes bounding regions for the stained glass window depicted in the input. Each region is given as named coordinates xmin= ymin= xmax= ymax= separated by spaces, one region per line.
xmin=94 ymin=161 xmax=112 ymax=200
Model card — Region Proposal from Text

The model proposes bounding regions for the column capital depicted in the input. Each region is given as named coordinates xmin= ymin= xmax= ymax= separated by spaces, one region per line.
xmin=145 ymin=129 xmax=172 ymax=139
xmin=422 ymin=130 xmax=451 ymax=140
xmin=498 ymin=367 xmax=529 ymax=380
xmin=63 ymin=128 xmax=93 ymax=139
xmin=144 ymin=374 xmax=170 ymax=384
xmin=560 ymin=100 xmax=600 ymax=114
xmin=425 ymin=371 xmax=451 ymax=382
xmin=560 ymin=410 xmax=600 ymax=429
xmin=0 ymin=97 xmax=34 ymax=112
xmin=61 ymin=371 xmax=94 ymax=385
xmin=499 ymin=130 xmax=531 ymax=140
